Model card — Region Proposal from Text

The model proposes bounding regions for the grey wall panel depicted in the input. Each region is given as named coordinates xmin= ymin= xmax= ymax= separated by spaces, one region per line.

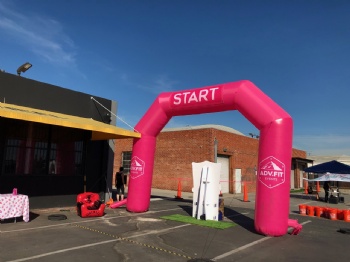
xmin=0 ymin=72 xmax=113 ymax=123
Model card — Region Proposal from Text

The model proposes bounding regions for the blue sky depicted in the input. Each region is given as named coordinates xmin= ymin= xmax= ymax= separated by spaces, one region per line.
xmin=0 ymin=0 xmax=349 ymax=156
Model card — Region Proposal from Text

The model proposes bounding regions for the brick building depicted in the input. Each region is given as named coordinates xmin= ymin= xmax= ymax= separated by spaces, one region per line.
xmin=114 ymin=125 xmax=311 ymax=194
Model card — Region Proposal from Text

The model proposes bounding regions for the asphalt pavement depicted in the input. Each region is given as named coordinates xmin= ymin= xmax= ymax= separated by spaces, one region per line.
xmin=1 ymin=189 xmax=349 ymax=262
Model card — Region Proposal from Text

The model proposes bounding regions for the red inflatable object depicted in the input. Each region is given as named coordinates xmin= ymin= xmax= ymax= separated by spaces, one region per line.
xmin=76 ymin=192 xmax=105 ymax=218
xmin=109 ymin=199 xmax=127 ymax=208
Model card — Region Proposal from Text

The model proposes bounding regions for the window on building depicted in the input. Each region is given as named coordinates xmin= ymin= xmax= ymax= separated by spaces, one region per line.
xmin=122 ymin=151 xmax=132 ymax=174
xmin=1 ymin=118 xmax=88 ymax=176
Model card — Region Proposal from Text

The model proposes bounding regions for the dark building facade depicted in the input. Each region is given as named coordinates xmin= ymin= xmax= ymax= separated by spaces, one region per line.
xmin=0 ymin=71 xmax=139 ymax=208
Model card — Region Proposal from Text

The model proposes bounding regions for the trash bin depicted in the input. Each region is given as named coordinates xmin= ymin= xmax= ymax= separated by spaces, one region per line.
xmin=299 ymin=204 xmax=306 ymax=215
xmin=315 ymin=206 xmax=323 ymax=217
xmin=329 ymin=208 xmax=338 ymax=220
xmin=343 ymin=210 xmax=350 ymax=222
xmin=306 ymin=205 xmax=314 ymax=216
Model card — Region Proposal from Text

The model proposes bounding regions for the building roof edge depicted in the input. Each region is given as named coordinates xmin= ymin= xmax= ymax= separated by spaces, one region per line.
xmin=162 ymin=124 xmax=245 ymax=136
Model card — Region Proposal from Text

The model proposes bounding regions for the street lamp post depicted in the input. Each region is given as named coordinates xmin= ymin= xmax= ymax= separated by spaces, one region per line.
xmin=17 ymin=62 xmax=32 ymax=76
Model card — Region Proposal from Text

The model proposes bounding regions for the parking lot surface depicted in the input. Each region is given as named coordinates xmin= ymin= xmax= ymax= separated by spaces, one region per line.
xmin=1 ymin=189 xmax=349 ymax=262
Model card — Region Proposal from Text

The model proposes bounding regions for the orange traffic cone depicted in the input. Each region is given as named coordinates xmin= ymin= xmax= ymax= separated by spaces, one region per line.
xmin=243 ymin=182 xmax=249 ymax=202
xmin=316 ymin=181 xmax=320 ymax=192
xmin=304 ymin=180 xmax=308 ymax=194
xmin=175 ymin=179 xmax=183 ymax=199
xmin=219 ymin=183 xmax=223 ymax=197
xmin=106 ymin=198 xmax=114 ymax=206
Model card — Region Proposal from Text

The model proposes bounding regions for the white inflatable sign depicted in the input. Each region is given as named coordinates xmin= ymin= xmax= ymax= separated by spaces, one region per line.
xmin=192 ymin=161 xmax=221 ymax=221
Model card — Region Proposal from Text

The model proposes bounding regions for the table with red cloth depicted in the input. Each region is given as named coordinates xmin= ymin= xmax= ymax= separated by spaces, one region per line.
xmin=0 ymin=194 xmax=30 ymax=222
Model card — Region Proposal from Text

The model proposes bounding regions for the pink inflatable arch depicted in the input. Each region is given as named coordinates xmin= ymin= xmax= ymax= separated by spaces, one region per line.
xmin=126 ymin=80 xmax=294 ymax=236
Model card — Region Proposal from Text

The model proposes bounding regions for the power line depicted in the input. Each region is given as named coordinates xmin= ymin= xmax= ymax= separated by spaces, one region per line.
xmin=90 ymin=96 xmax=140 ymax=133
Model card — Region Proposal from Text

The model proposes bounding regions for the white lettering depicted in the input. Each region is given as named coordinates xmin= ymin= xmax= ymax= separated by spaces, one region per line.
xmin=260 ymin=170 xmax=284 ymax=178
xmin=188 ymin=92 xmax=198 ymax=103
xmin=265 ymin=177 xmax=277 ymax=181
xmin=198 ymin=89 xmax=209 ymax=101
xmin=182 ymin=92 xmax=191 ymax=104
xmin=260 ymin=170 xmax=273 ymax=176
xmin=173 ymin=94 xmax=181 ymax=105
xmin=172 ymin=87 xmax=220 ymax=106
xmin=274 ymin=171 xmax=283 ymax=177
xmin=210 ymin=87 xmax=219 ymax=100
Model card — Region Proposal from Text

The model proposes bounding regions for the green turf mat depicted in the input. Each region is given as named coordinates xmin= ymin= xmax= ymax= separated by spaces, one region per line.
xmin=160 ymin=214 xmax=236 ymax=229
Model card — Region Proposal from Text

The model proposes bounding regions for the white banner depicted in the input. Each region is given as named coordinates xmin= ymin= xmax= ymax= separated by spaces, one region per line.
xmin=192 ymin=161 xmax=221 ymax=221
xmin=305 ymin=172 xmax=350 ymax=182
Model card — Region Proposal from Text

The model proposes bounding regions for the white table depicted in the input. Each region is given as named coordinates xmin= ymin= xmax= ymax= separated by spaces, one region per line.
xmin=0 ymin=194 xmax=30 ymax=222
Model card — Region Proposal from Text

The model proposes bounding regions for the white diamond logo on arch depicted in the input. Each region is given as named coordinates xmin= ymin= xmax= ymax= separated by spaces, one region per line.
xmin=130 ymin=156 xmax=145 ymax=179
xmin=259 ymin=156 xmax=285 ymax=189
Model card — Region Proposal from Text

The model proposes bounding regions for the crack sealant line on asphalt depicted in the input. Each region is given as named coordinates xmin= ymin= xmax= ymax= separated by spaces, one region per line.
xmin=0 ymin=207 xmax=184 ymax=234
xmin=4 ymin=223 xmax=193 ymax=262
xmin=211 ymin=220 xmax=312 ymax=261
xmin=126 ymin=224 xmax=191 ymax=239
xmin=72 ymin=224 xmax=193 ymax=260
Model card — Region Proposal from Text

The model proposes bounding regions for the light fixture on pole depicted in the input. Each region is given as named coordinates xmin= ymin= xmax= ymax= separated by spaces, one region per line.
xmin=17 ymin=62 xmax=32 ymax=76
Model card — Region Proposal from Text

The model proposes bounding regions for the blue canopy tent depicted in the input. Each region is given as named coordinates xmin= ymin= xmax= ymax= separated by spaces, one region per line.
xmin=304 ymin=160 xmax=350 ymax=203
xmin=304 ymin=161 xmax=350 ymax=197
xmin=304 ymin=160 xmax=350 ymax=174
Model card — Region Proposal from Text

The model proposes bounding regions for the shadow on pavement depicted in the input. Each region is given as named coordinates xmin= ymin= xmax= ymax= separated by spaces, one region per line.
xmin=224 ymin=206 xmax=258 ymax=234
xmin=178 ymin=205 xmax=193 ymax=216
xmin=29 ymin=212 xmax=40 ymax=221
xmin=290 ymin=194 xmax=318 ymax=201
xmin=0 ymin=212 xmax=40 ymax=224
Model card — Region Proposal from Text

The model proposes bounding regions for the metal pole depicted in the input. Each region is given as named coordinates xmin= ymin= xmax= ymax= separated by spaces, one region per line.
xmin=214 ymin=137 xmax=218 ymax=163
